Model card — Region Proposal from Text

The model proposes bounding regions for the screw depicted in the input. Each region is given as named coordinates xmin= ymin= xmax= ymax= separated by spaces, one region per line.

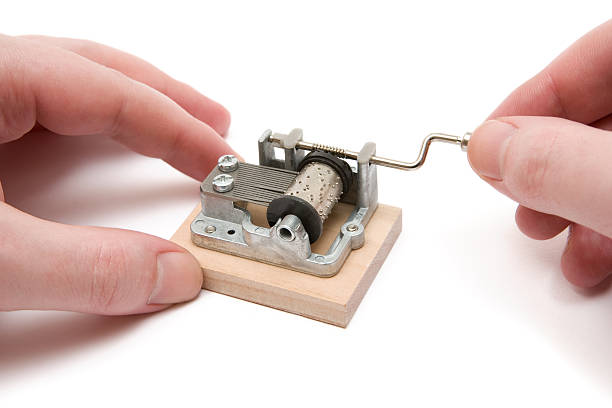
xmin=205 ymin=225 xmax=216 ymax=233
xmin=212 ymin=174 xmax=234 ymax=193
xmin=217 ymin=154 xmax=239 ymax=172
xmin=347 ymin=224 xmax=359 ymax=232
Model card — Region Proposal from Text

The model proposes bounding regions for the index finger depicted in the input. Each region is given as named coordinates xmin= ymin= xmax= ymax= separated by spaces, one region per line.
xmin=0 ymin=34 xmax=236 ymax=180
xmin=489 ymin=19 xmax=612 ymax=124
xmin=19 ymin=35 xmax=231 ymax=137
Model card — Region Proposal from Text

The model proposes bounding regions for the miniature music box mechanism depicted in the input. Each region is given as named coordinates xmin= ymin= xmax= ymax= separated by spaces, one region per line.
xmin=190 ymin=128 xmax=471 ymax=277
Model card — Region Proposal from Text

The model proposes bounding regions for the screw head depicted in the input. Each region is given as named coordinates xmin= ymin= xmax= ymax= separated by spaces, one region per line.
xmin=205 ymin=225 xmax=216 ymax=233
xmin=212 ymin=174 xmax=234 ymax=193
xmin=347 ymin=224 xmax=359 ymax=232
xmin=217 ymin=154 xmax=239 ymax=172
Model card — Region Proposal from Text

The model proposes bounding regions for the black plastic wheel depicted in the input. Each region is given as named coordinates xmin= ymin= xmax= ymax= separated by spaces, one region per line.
xmin=267 ymin=195 xmax=322 ymax=243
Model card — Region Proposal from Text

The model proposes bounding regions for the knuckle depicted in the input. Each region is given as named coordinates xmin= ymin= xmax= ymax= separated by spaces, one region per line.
xmin=505 ymin=127 xmax=560 ymax=201
xmin=105 ymin=69 xmax=132 ymax=139
xmin=86 ymin=237 xmax=157 ymax=313
xmin=0 ymin=40 xmax=36 ymax=142
xmin=542 ymin=70 xmax=568 ymax=118
xmin=88 ymin=241 xmax=126 ymax=313
xmin=73 ymin=39 xmax=101 ymax=57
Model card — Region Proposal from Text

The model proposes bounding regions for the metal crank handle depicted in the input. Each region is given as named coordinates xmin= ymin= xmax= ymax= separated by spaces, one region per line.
xmin=268 ymin=132 xmax=472 ymax=171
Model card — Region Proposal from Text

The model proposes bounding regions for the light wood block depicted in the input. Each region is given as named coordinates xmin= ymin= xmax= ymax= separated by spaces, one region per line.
xmin=171 ymin=203 xmax=402 ymax=327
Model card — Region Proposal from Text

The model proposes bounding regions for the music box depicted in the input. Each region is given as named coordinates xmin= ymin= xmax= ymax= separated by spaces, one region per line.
xmin=172 ymin=128 xmax=469 ymax=326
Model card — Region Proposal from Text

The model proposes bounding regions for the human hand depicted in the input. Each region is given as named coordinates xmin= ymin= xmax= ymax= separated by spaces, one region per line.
xmin=0 ymin=35 xmax=236 ymax=314
xmin=467 ymin=20 xmax=612 ymax=288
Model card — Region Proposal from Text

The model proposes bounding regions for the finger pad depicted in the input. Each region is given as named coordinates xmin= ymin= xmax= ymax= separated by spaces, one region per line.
xmin=562 ymin=225 xmax=612 ymax=288
xmin=515 ymin=206 xmax=570 ymax=240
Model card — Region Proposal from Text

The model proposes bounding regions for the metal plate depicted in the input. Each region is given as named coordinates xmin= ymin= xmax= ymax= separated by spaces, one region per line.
xmin=201 ymin=162 xmax=298 ymax=206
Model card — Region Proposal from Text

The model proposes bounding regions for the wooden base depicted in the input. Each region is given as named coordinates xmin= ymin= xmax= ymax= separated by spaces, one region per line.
xmin=171 ymin=203 xmax=402 ymax=327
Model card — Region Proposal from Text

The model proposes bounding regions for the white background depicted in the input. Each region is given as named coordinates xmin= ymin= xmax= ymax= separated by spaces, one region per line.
xmin=1 ymin=1 xmax=611 ymax=406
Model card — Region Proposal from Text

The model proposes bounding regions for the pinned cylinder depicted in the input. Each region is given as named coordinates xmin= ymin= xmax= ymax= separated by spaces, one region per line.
xmin=267 ymin=151 xmax=352 ymax=243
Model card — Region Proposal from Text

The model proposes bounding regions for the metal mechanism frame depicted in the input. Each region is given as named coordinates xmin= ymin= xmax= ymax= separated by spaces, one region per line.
xmin=190 ymin=128 xmax=470 ymax=277
xmin=191 ymin=129 xmax=379 ymax=277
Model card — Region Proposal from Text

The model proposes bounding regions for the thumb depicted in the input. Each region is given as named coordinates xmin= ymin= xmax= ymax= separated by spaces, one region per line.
xmin=467 ymin=116 xmax=612 ymax=238
xmin=0 ymin=203 xmax=203 ymax=314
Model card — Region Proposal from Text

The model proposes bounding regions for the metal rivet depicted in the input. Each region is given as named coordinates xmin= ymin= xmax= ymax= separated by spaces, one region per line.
xmin=205 ymin=225 xmax=216 ymax=233
xmin=217 ymin=154 xmax=239 ymax=172
xmin=347 ymin=224 xmax=359 ymax=232
xmin=212 ymin=174 xmax=234 ymax=193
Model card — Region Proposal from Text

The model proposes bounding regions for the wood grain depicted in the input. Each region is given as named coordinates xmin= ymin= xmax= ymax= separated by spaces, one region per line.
xmin=171 ymin=203 xmax=402 ymax=327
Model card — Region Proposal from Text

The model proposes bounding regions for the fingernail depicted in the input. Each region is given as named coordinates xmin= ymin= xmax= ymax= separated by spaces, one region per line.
xmin=148 ymin=252 xmax=203 ymax=304
xmin=468 ymin=120 xmax=517 ymax=180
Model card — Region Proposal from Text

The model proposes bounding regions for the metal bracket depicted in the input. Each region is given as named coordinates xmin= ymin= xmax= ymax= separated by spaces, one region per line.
xmin=191 ymin=129 xmax=379 ymax=277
